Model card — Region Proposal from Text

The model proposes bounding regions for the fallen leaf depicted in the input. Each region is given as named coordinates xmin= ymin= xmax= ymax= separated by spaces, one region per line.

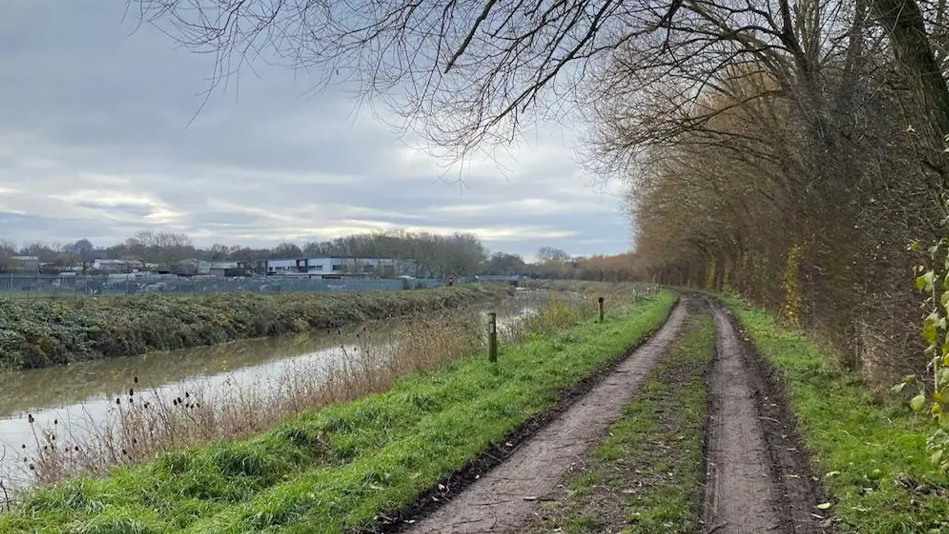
xmin=816 ymin=502 xmax=832 ymax=510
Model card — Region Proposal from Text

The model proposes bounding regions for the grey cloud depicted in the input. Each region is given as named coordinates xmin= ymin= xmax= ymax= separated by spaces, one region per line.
xmin=0 ymin=0 xmax=633 ymax=259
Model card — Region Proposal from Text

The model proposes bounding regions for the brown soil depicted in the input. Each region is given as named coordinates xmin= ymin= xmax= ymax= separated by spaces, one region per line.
xmin=702 ymin=302 xmax=825 ymax=534
xmin=395 ymin=300 xmax=690 ymax=533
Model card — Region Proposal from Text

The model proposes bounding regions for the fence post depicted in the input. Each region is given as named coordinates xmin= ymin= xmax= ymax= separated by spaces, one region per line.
xmin=488 ymin=312 xmax=498 ymax=363
xmin=598 ymin=297 xmax=605 ymax=323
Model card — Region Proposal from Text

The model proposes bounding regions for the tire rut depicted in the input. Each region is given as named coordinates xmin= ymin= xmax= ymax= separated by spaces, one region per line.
xmin=398 ymin=299 xmax=690 ymax=534
xmin=703 ymin=304 xmax=822 ymax=534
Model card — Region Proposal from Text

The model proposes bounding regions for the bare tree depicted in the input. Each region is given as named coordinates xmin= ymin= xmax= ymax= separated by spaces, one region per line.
xmin=131 ymin=0 xmax=949 ymax=183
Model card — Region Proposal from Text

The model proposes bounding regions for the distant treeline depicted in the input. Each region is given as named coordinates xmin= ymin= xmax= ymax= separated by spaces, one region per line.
xmin=0 ymin=231 xmax=641 ymax=281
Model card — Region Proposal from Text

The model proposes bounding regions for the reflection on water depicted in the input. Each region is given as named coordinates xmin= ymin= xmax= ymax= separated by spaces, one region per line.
xmin=0 ymin=294 xmax=540 ymax=490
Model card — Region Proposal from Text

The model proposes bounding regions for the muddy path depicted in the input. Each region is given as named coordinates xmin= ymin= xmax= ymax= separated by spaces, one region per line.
xmin=385 ymin=296 xmax=824 ymax=534
xmin=397 ymin=299 xmax=690 ymax=534
xmin=703 ymin=302 xmax=824 ymax=534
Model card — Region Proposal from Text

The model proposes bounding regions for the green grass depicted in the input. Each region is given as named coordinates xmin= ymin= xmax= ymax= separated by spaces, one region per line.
xmin=613 ymin=312 xmax=711 ymax=533
xmin=523 ymin=311 xmax=713 ymax=534
xmin=0 ymin=291 xmax=677 ymax=534
xmin=0 ymin=285 xmax=495 ymax=370
xmin=725 ymin=296 xmax=949 ymax=534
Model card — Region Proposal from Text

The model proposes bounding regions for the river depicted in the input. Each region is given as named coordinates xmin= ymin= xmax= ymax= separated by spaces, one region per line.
xmin=0 ymin=292 xmax=542 ymax=493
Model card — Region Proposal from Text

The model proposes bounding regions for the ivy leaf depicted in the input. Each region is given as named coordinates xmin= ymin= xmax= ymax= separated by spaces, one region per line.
xmin=911 ymin=394 xmax=927 ymax=412
xmin=916 ymin=270 xmax=936 ymax=291
xmin=938 ymin=368 xmax=949 ymax=388
xmin=923 ymin=319 xmax=939 ymax=345
xmin=939 ymin=412 xmax=949 ymax=430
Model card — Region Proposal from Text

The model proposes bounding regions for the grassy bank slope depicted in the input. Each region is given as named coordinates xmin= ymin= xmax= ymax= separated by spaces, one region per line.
xmin=726 ymin=297 xmax=949 ymax=533
xmin=0 ymin=286 xmax=492 ymax=371
xmin=0 ymin=291 xmax=676 ymax=534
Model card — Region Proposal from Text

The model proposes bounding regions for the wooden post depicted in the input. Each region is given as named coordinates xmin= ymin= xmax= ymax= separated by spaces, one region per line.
xmin=598 ymin=297 xmax=605 ymax=323
xmin=488 ymin=312 xmax=498 ymax=362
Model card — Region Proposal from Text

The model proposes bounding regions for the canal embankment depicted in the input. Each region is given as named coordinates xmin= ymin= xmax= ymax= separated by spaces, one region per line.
xmin=0 ymin=285 xmax=497 ymax=371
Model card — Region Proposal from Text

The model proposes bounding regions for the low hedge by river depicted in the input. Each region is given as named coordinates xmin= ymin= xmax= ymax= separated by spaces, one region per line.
xmin=0 ymin=286 xmax=494 ymax=370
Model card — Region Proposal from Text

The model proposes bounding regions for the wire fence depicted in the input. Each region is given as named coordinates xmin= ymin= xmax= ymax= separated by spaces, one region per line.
xmin=0 ymin=274 xmax=446 ymax=299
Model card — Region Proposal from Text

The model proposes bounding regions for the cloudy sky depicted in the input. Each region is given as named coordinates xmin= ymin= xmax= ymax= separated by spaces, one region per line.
xmin=0 ymin=1 xmax=631 ymax=260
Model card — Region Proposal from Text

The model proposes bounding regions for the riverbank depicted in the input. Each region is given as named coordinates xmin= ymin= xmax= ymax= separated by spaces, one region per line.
xmin=0 ymin=286 xmax=495 ymax=371
xmin=0 ymin=291 xmax=676 ymax=533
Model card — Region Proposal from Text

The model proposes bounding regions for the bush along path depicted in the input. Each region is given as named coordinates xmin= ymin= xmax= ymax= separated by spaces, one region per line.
xmin=514 ymin=301 xmax=714 ymax=534
xmin=0 ymin=285 xmax=494 ymax=370
xmin=0 ymin=292 xmax=677 ymax=534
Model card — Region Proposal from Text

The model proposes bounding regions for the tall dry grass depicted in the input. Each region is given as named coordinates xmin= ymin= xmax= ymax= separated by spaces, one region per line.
xmin=2 ymin=287 xmax=652 ymax=497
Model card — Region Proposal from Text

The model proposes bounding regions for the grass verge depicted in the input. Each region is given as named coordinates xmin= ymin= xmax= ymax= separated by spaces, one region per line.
xmin=0 ymin=285 xmax=494 ymax=370
xmin=516 ymin=310 xmax=713 ymax=534
xmin=0 ymin=291 xmax=676 ymax=534
xmin=725 ymin=296 xmax=949 ymax=534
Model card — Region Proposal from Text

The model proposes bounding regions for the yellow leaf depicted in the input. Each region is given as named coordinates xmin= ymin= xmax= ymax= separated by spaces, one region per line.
xmin=816 ymin=502 xmax=832 ymax=510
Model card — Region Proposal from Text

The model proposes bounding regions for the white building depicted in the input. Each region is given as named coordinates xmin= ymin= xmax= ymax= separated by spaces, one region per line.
xmin=93 ymin=259 xmax=144 ymax=273
xmin=264 ymin=257 xmax=409 ymax=277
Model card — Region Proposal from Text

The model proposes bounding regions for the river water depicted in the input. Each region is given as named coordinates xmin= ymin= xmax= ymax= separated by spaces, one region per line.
xmin=0 ymin=293 xmax=542 ymax=491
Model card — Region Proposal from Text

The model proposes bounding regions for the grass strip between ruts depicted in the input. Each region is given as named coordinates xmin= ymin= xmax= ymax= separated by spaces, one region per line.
xmin=517 ymin=310 xmax=713 ymax=534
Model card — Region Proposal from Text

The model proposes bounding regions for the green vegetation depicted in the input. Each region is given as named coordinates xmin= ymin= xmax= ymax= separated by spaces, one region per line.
xmin=0 ymin=286 xmax=493 ymax=371
xmin=907 ymin=233 xmax=949 ymax=473
xmin=727 ymin=297 xmax=949 ymax=534
xmin=0 ymin=291 xmax=676 ymax=534
xmin=520 ymin=311 xmax=713 ymax=534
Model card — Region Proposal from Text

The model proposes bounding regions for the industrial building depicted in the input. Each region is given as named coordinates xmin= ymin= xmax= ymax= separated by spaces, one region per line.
xmin=262 ymin=257 xmax=413 ymax=277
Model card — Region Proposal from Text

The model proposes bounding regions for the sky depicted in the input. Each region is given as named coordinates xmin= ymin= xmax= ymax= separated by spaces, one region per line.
xmin=0 ymin=1 xmax=632 ymax=260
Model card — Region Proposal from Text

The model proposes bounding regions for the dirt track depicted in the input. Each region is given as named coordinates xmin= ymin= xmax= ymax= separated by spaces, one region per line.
xmin=704 ymin=304 xmax=823 ymax=534
xmin=396 ymin=297 xmax=821 ymax=534
xmin=703 ymin=306 xmax=786 ymax=533
xmin=400 ymin=300 xmax=688 ymax=533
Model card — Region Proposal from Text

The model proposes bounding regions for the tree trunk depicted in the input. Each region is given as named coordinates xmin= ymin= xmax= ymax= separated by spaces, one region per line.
xmin=873 ymin=0 xmax=949 ymax=183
